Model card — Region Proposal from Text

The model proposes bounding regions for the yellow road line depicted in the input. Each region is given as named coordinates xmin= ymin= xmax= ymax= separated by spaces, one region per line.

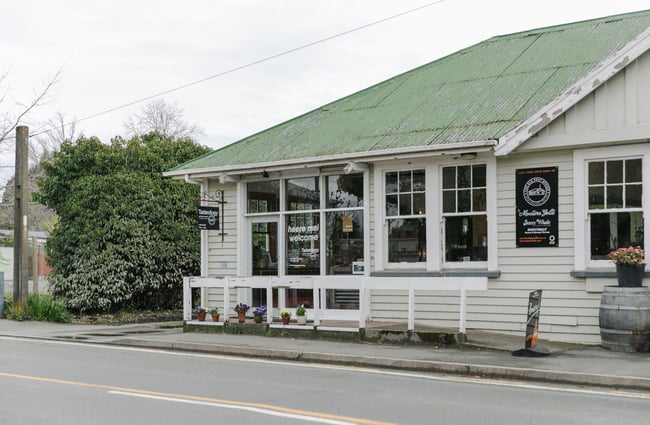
xmin=0 ymin=371 xmax=395 ymax=425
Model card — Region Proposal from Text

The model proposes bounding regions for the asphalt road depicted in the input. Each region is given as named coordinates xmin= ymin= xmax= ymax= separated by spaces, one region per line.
xmin=1 ymin=336 xmax=649 ymax=425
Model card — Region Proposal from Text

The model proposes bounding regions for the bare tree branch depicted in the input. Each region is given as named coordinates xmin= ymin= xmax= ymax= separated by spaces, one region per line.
xmin=124 ymin=98 xmax=204 ymax=139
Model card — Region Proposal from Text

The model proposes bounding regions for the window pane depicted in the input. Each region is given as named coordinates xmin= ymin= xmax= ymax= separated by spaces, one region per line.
xmin=327 ymin=174 xmax=363 ymax=208
xmin=626 ymin=159 xmax=642 ymax=183
xmin=399 ymin=193 xmax=411 ymax=215
xmin=386 ymin=195 xmax=398 ymax=216
xmin=287 ymin=213 xmax=320 ymax=275
xmin=590 ymin=211 xmax=644 ymax=260
xmin=412 ymin=170 xmax=426 ymax=191
xmin=626 ymin=184 xmax=642 ymax=208
xmin=399 ymin=171 xmax=412 ymax=192
xmin=445 ymin=215 xmax=488 ymax=262
xmin=247 ymin=181 xmax=280 ymax=213
xmin=588 ymin=162 xmax=604 ymax=185
xmin=589 ymin=186 xmax=604 ymax=209
xmin=472 ymin=164 xmax=486 ymax=187
xmin=385 ymin=172 xmax=398 ymax=194
xmin=458 ymin=189 xmax=471 ymax=213
xmin=326 ymin=211 xmax=364 ymax=275
xmin=457 ymin=166 xmax=471 ymax=188
xmin=287 ymin=177 xmax=320 ymax=210
xmin=443 ymin=191 xmax=455 ymax=213
xmin=388 ymin=218 xmax=426 ymax=263
xmin=473 ymin=188 xmax=487 ymax=211
xmin=442 ymin=167 xmax=456 ymax=189
xmin=606 ymin=186 xmax=623 ymax=208
xmin=252 ymin=222 xmax=278 ymax=276
xmin=413 ymin=193 xmax=426 ymax=215
xmin=607 ymin=160 xmax=623 ymax=184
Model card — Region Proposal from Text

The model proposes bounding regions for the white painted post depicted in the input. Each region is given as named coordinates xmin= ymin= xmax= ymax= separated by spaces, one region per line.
xmin=407 ymin=287 xmax=415 ymax=331
xmin=183 ymin=277 xmax=192 ymax=321
xmin=312 ymin=284 xmax=320 ymax=326
xmin=223 ymin=277 xmax=230 ymax=322
xmin=358 ymin=279 xmax=366 ymax=329
xmin=459 ymin=289 xmax=467 ymax=333
xmin=266 ymin=282 xmax=273 ymax=325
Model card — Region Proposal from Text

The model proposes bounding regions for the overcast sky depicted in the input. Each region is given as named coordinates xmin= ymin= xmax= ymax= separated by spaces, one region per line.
xmin=2 ymin=0 xmax=650 ymax=190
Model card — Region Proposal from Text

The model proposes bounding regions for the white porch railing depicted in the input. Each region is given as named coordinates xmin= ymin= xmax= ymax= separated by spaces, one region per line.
xmin=184 ymin=275 xmax=487 ymax=333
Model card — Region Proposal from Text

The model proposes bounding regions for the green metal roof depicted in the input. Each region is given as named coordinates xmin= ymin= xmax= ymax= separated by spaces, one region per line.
xmin=171 ymin=9 xmax=650 ymax=173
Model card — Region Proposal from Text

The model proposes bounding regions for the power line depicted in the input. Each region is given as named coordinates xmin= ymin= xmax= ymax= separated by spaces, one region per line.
xmin=28 ymin=1 xmax=445 ymax=139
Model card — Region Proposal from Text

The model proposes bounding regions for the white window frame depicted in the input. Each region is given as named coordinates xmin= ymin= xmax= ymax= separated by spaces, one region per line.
xmin=574 ymin=145 xmax=650 ymax=270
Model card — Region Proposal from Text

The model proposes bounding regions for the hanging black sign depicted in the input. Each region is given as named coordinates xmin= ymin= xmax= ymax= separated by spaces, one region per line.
xmin=197 ymin=206 xmax=219 ymax=230
xmin=516 ymin=167 xmax=558 ymax=247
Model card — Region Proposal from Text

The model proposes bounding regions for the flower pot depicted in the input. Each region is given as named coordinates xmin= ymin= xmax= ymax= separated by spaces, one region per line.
xmin=254 ymin=314 xmax=263 ymax=324
xmin=197 ymin=312 xmax=207 ymax=322
xmin=238 ymin=312 xmax=246 ymax=323
xmin=616 ymin=263 xmax=646 ymax=287
xmin=281 ymin=316 xmax=290 ymax=325
xmin=211 ymin=313 xmax=220 ymax=322
xmin=296 ymin=315 xmax=307 ymax=325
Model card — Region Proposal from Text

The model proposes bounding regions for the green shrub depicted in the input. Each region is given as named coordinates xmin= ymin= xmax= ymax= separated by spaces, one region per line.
xmin=5 ymin=294 xmax=71 ymax=322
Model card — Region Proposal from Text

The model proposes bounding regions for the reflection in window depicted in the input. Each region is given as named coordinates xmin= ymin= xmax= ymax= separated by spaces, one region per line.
xmin=386 ymin=169 xmax=426 ymax=263
xmin=326 ymin=210 xmax=364 ymax=274
xmin=388 ymin=218 xmax=426 ymax=263
xmin=327 ymin=174 xmax=364 ymax=208
xmin=287 ymin=177 xmax=320 ymax=210
xmin=286 ymin=212 xmax=320 ymax=275
xmin=247 ymin=181 xmax=279 ymax=213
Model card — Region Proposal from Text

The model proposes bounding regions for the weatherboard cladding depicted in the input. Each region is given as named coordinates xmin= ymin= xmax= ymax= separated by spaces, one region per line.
xmin=173 ymin=10 xmax=650 ymax=172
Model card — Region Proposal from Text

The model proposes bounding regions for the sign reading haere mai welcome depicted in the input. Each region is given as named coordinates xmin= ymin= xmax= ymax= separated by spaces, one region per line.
xmin=516 ymin=167 xmax=558 ymax=247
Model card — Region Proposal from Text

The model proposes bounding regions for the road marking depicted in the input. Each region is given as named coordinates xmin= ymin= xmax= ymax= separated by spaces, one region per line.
xmin=0 ymin=371 xmax=394 ymax=425
xmin=109 ymin=390 xmax=358 ymax=425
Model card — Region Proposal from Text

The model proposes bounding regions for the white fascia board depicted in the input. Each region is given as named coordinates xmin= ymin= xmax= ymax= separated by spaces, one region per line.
xmin=163 ymin=140 xmax=497 ymax=180
xmin=495 ymin=26 xmax=650 ymax=157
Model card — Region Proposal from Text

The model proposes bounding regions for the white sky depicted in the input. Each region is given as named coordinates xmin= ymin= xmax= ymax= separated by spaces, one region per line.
xmin=1 ymin=0 xmax=650 ymax=190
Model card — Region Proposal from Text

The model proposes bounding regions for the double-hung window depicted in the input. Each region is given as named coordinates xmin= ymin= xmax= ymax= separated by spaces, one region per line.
xmin=385 ymin=169 xmax=426 ymax=263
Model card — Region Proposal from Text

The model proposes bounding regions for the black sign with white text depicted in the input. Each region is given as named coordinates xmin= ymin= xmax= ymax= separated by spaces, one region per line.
xmin=197 ymin=206 xmax=219 ymax=230
xmin=516 ymin=167 xmax=558 ymax=247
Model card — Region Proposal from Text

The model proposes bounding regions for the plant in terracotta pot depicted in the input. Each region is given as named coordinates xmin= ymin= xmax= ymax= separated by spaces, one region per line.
xmin=234 ymin=303 xmax=250 ymax=323
xmin=295 ymin=304 xmax=307 ymax=325
xmin=280 ymin=310 xmax=292 ymax=325
xmin=253 ymin=305 xmax=267 ymax=324
xmin=608 ymin=246 xmax=646 ymax=287
xmin=209 ymin=307 xmax=219 ymax=322
xmin=193 ymin=306 xmax=207 ymax=321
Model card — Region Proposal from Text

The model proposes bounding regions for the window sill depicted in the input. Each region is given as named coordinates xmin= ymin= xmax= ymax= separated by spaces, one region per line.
xmin=571 ymin=269 xmax=650 ymax=278
xmin=371 ymin=270 xmax=500 ymax=278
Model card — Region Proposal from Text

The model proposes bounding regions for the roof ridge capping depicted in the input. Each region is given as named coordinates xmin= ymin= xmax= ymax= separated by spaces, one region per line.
xmin=495 ymin=9 xmax=650 ymax=156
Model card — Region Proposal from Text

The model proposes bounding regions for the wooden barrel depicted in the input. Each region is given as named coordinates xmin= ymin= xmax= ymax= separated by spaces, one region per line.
xmin=599 ymin=286 xmax=650 ymax=352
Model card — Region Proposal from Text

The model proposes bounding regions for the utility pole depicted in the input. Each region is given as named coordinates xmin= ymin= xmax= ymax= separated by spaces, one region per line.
xmin=14 ymin=125 xmax=29 ymax=308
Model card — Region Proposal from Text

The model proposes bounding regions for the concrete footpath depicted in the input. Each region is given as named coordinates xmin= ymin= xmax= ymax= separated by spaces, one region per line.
xmin=1 ymin=319 xmax=650 ymax=391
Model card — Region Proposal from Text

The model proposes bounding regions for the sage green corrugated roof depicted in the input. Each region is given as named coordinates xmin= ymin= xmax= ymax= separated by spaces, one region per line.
xmin=172 ymin=9 xmax=650 ymax=172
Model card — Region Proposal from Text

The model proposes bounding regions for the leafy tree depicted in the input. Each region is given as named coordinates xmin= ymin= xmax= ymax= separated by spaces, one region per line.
xmin=35 ymin=133 xmax=211 ymax=312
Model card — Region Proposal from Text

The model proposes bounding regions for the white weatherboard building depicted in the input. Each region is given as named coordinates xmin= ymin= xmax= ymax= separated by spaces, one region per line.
xmin=165 ymin=10 xmax=650 ymax=344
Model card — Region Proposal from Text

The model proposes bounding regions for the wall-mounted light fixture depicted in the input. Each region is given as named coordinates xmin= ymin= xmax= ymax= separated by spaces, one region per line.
xmin=343 ymin=161 xmax=369 ymax=174
xmin=459 ymin=152 xmax=478 ymax=160
xmin=261 ymin=170 xmax=270 ymax=178
xmin=218 ymin=174 xmax=240 ymax=184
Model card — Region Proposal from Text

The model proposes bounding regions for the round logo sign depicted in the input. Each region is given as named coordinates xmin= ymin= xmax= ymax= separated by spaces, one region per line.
xmin=523 ymin=177 xmax=551 ymax=207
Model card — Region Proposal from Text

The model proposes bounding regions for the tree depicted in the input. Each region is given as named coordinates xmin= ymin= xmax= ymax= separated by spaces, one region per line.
xmin=35 ymin=133 xmax=212 ymax=312
xmin=124 ymin=99 xmax=203 ymax=139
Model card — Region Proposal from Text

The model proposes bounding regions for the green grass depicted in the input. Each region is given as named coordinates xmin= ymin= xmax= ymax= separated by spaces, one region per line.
xmin=4 ymin=294 xmax=71 ymax=323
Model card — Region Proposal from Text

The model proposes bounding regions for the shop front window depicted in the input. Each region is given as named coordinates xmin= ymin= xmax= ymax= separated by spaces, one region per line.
xmin=442 ymin=164 xmax=487 ymax=263
xmin=386 ymin=169 xmax=426 ymax=263
xmin=286 ymin=212 xmax=320 ymax=276
xmin=588 ymin=158 xmax=644 ymax=260
xmin=247 ymin=180 xmax=279 ymax=213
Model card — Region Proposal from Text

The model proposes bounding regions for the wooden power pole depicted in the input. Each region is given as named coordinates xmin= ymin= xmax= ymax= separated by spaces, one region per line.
xmin=14 ymin=125 xmax=29 ymax=308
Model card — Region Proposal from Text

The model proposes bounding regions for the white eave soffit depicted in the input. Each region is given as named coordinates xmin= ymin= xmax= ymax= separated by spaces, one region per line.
xmin=494 ymin=26 xmax=650 ymax=157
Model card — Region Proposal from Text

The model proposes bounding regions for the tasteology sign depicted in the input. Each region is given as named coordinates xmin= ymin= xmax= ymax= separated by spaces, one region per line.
xmin=197 ymin=206 xmax=220 ymax=230
xmin=516 ymin=167 xmax=558 ymax=247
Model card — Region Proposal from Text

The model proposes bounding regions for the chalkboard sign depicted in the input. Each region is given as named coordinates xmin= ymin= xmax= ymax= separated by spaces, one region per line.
xmin=516 ymin=167 xmax=558 ymax=247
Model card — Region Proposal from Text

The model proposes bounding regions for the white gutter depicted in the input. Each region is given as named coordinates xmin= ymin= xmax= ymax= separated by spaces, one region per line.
xmin=165 ymin=140 xmax=497 ymax=180
xmin=495 ymin=25 xmax=650 ymax=157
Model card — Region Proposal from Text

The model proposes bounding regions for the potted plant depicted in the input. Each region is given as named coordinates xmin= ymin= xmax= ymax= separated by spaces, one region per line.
xmin=608 ymin=246 xmax=646 ymax=287
xmin=280 ymin=310 xmax=292 ymax=325
xmin=193 ymin=306 xmax=207 ymax=322
xmin=209 ymin=307 xmax=219 ymax=322
xmin=253 ymin=305 xmax=267 ymax=324
xmin=234 ymin=303 xmax=250 ymax=323
xmin=295 ymin=304 xmax=307 ymax=325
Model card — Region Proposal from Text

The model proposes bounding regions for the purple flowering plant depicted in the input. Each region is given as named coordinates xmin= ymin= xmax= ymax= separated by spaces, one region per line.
xmin=253 ymin=305 xmax=267 ymax=317
xmin=234 ymin=303 xmax=250 ymax=314
xmin=608 ymin=246 xmax=645 ymax=266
